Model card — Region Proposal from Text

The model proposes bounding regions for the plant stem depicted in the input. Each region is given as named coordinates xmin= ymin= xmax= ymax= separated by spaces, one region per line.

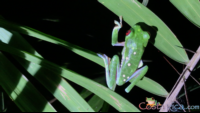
xmin=160 ymin=46 xmax=200 ymax=112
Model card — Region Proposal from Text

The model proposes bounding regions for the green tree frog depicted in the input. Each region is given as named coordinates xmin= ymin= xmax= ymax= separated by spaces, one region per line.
xmin=146 ymin=97 xmax=161 ymax=107
xmin=98 ymin=16 xmax=150 ymax=93
xmin=146 ymin=97 xmax=156 ymax=107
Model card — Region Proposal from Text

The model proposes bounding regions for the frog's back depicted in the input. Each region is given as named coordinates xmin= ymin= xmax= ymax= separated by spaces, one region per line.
xmin=117 ymin=25 xmax=150 ymax=86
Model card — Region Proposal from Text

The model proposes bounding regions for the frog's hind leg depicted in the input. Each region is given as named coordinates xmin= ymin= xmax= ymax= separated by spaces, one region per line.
xmin=125 ymin=65 xmax=148 ymax=93
xmin=97 ymin=54 xmax=120 ymax=91
xmin=112 ymin=16 xmax=125 ymax=46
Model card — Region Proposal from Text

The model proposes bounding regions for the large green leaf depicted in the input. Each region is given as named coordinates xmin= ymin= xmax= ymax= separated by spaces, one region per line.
xmin=0 ymin=18 xmax=105 ymax=68
xmin=0 ymin=28 xmax=94 ymax=112
xmin=0 ymin=42 xmax=140 ymax=112
xmin=98 ymin=0 xmax=189 ymax=64
xmin=88 ymin=95 xmax=104 ymax=112
xmin=0 ymin=19 xmax=168 ymax=97
xmin=0 ymin=53 xmax=56 ymax=112
xmin=131 ymin=77 xmax=168 ymax=97
xmin=17 ymin=60 xmax=95 ymax=112
xmin=80 ymin=77 xmax=106 ymax=112
xmin=80 ymin=76 xmax=106 ymax=99
xmin=101 ymin=102 xmax=110 ymax=112
xmin=170 ymin=0 xmax=200 ymax=28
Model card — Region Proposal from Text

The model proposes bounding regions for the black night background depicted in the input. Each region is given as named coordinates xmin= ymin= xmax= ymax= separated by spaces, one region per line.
xmin=0 ymin=0 xmax=200 ymax=112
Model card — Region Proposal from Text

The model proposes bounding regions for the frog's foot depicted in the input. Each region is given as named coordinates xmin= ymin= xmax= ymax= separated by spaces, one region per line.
xmin=112 ymin=16 xmax=125 ymax=46
xmin=97 ymin=53 xmax=111 ymax=65
xmin=151 ymin=105 xmax=155 ymax=107
xmin=114 ymin=16 xmax=123 ymax=29
xmin=147 ymin=104 xmax=151 ymax=107
xmin=142 ymin=0 xmax=149 ymax=6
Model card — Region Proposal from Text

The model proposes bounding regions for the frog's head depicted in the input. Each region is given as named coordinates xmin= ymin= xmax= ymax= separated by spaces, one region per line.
xmin=146 ymin=97 xmax=155 ymax=101
xmin=146 ymin=97 xmax=155 ymax=104
xmin=125 ymin=25 xmax=150 ymax=47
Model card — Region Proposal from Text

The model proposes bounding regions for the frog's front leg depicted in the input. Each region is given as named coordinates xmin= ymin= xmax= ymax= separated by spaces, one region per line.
xmin=125 ymin=65 xmax=149 ymax=93
xmin=142 ymin=0 xmax=149 ymax=6
xmin=112 ymin=16 xmax=125 ymax=46
xmin=97 ymin=54 xmax=120 ymax=91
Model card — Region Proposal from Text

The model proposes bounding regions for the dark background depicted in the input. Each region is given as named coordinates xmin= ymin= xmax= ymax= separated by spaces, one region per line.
xmin=0 ymin=0 xmax=200 ymax=112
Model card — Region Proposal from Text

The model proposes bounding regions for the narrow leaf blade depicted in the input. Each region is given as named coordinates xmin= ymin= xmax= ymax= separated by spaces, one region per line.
xmin=0 ymin=42 xmax=140 ymax=112
xmin=98 ymin=0 xmax=189 ymax=64
xmin=170 ymin=0 xmax=200 ymax=28
xmin=0 ymin=28 xmax=95 ymax=112
xmin=0 ymin=53 xmax=56 ymax=112
xmin=132 ymin=77 xmax=169 ymax=97
xmin=88 ymin=95 xmax=104 ymax=112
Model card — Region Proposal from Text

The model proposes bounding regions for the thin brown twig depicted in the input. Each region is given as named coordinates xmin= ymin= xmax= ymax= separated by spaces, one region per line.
xmin=175 ymin=45 xmax=196 ymax=54
xmin=184 ymin=64 xmax=200 ymax=86
xmin=49 ymin=98 xmax=57 ymax=104
xmin=164 ymin=56 xmax=200 ymax=87
xmin=183 ymin=77 xmax=191 ymax=112
xmin=163 ymin=56 xmax=184 ymax=98
xmin=184 ymin=63 xmax=200 ymax=86
xmin=163 ymin=56 xmax=191 ymax=111
xmin=160 ymin=46 xmax=200 ymax=112
xmin=163 ymin=56 xmax=181 ymax=75
xmin=175 ymin=100 xmax=186 ymax=112
xmin=190 ymin=75 xmax=200 ymax=85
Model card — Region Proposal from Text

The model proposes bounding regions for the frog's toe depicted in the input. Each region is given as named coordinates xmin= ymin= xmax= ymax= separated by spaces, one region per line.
xmin=97 ymin=53 xmax=104 ymax=58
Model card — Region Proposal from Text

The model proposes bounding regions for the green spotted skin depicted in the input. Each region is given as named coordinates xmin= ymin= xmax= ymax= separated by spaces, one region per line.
xmin=116 ymin=25 xmax=150 ymax=86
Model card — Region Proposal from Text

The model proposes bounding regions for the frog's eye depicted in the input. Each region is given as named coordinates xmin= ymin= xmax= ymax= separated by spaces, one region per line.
xmin=126 ymin=30 xmax=131 ymax=36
